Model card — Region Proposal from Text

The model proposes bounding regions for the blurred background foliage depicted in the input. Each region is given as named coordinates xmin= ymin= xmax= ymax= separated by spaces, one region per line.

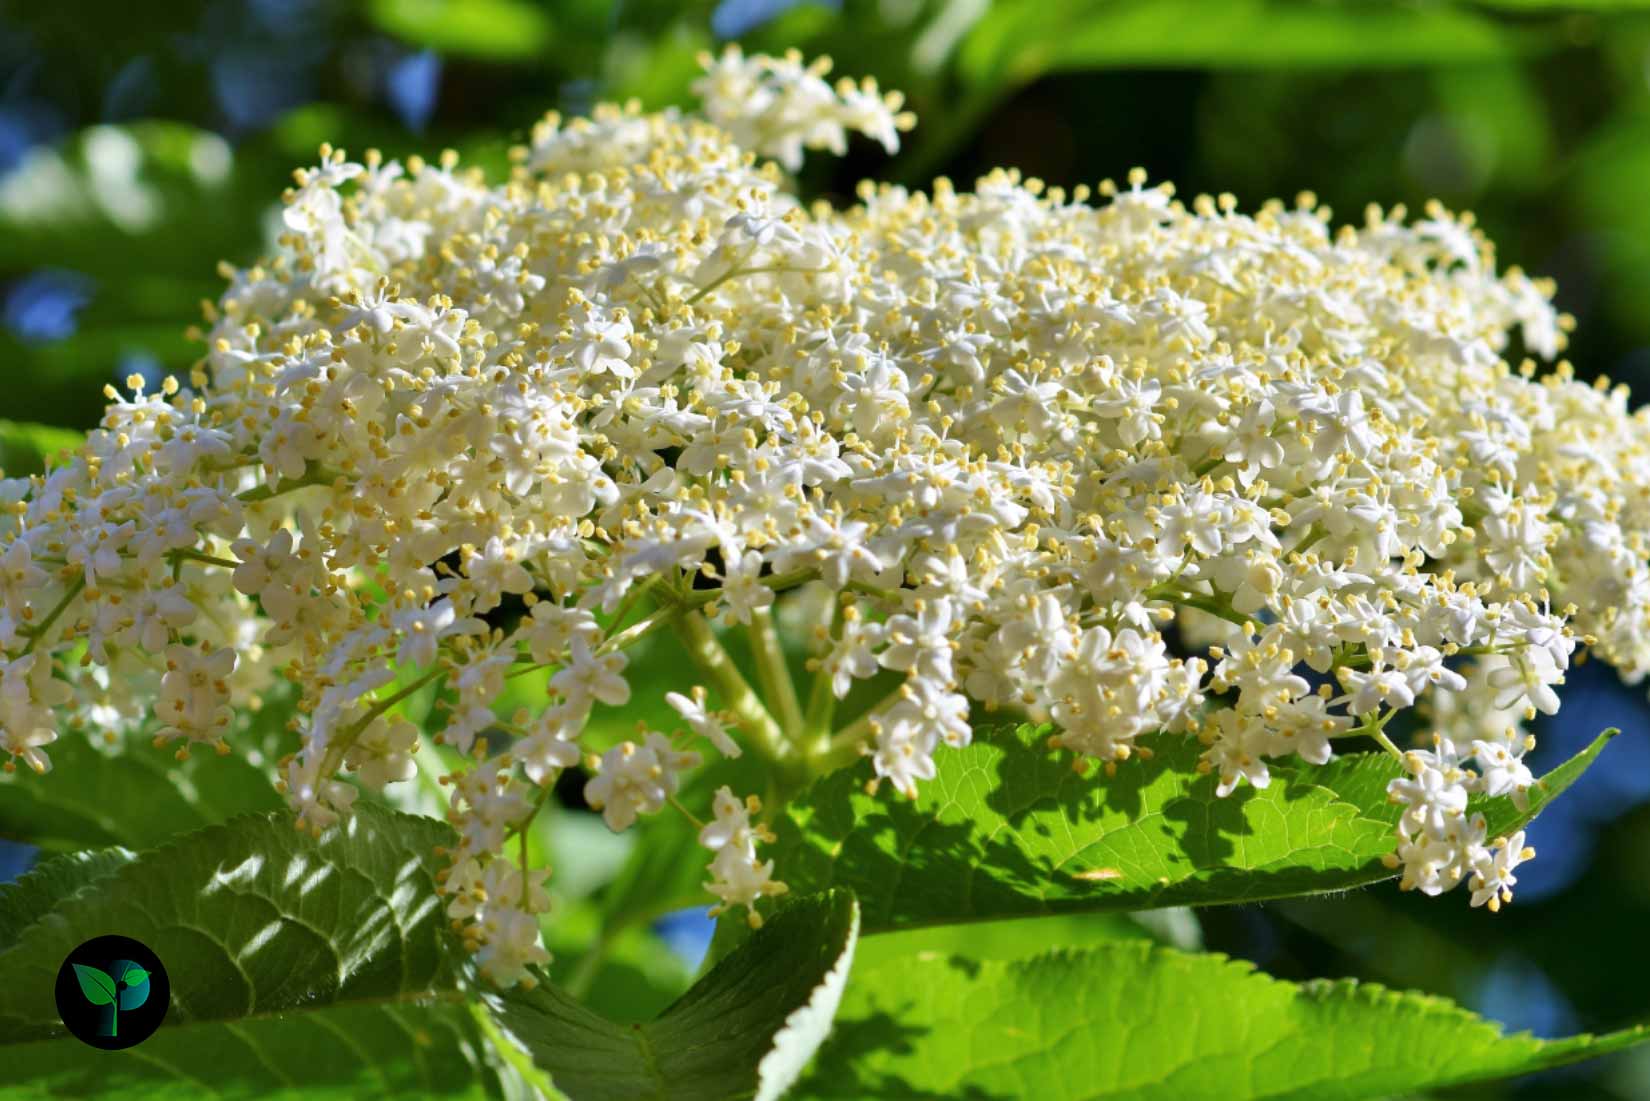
xmin=6 ymin=0 xmax=1650 ymax=1096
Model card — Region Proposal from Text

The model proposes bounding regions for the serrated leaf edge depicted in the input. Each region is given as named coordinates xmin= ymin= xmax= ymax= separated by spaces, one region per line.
xmin=755 ymin=894 xmax=860 ymax=1101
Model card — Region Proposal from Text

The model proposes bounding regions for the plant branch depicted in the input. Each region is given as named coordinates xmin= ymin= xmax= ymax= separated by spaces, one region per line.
xmin=669 ymin=609 xmax=792 ymax=770
xmin=748 ymin=608 xmax=804 ymax=742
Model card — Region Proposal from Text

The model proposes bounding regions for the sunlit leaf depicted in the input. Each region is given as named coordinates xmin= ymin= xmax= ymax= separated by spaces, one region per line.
xmin=794 ymin=940 xmax=1650 ymax=1099
xmin=733 ymin=724 xmax=1610 ymax=945
xmin=369 ymin=0 xmax=554 ymax=60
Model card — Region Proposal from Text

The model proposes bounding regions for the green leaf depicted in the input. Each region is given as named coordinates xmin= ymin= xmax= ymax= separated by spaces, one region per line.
xmin=70 ymin=963 xmax=115 ymax=1006
xmin=0 ymin=707 xmax=286 ymax=850
xmin=0 ymin=803 xmax=460 ymax=1042
xmin=0 ymin=804 xmax=513 ymax=1097
xmin=368 ymin=0 xmax=554 ymax=60
xmin=749 ymin=724 xmax=1611 ymax=939
xmin=1476 ymin=0 xmax=1650 ymax=7
xmin=793 ymin=941 xmax=1650 ymax=1099
xmin=4 ymin=1001 xmax=504 ymax=1099
xmin=0 ymin=848 xmax=134 ymax=945
xmin=488 ymin=889 xmax=860 ymax=1101
xmin=855 ymin=911 xmax=1156 ymax=973
xmin=0 ymin=420 xmax=82 ymax=477
xmin=959 ymin=0 xmax=1521 ymax=86
xmin=120 ymin=965 xmax=150 ymax=987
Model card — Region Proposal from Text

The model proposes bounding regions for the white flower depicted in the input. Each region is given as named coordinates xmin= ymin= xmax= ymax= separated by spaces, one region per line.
xmin=713 ymin=550 xmax=775 ymax=626
xmin=515 ymin=705 xmax=583 ymax=786
xmin=584 ymin=733 xmax=702 ymax=832
xmin=666 ymin=686 xmax=741 ymax=757
xmin=231 ymin=529 xmax=298 ymax=597
xmin=0 ymin=540 xmax=47 ymax=611
xmin=0 ymin=654 xmax=67 ymax=774
xmin=878 ymin=599 xmax=957 ymax=686
xmin=693 ymin=46 xmax=911 ymax=172
xmin=5 ymin=46 xmax=1632 ymax=967
xmin=284 ymin=750 xmax=360 ymax=836
xmin=344 ymin=715 xmax=419 ymax=788
xmin=698 ymin=786 xmax=788 ymax=924
xmin=820 ymin=610 xmax=882 ymax=699
xmin=1471 ymin=739 xmax=1534 ymax=811
xmin=449 ymin=760 xmax=532 ymax=857
xmin=522 ymin=602 xmax=600 ymax=665
xmin=154 ymin=644 xmax=236 ymax=752
xmin=392 ymin=599 xmax=481 ymax=668
xmin=475 ymin=906 xmax=552 ymax=988
xmin=549 ymin=635 xmax=630 ymax=715
xmin=462 ymin=537 xmax=535 ymax=613
xmin=1469 ymin=831 xmax=1533 ymax=912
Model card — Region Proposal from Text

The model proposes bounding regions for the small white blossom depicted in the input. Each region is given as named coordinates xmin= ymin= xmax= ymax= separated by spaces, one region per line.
xmin=699 ymin=786 xmax=788 ymax=925
xmin=584 ymin=734 xmax=702 ymax=832
xmin=666 ymin=686 xmax=741 ymax=758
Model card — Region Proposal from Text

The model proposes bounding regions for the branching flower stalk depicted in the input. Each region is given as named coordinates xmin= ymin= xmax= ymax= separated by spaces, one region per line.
xmin=0 ymin=45 xmax=1636 ymax=985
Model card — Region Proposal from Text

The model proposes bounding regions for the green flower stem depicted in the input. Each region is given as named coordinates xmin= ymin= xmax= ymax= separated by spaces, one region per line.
xmin=605 ymin=575 xmax=660 ymax=633
xmin=748 ymin=608 xmax=804 ymax=742
xmin=803 ymin=662 xmax=838 ymax=756
xmin=809 ymin=682 xmax=908 ymax=773
xmin=168 ymin=547 xmax=241 ymax=570
xmin=1290 ymin=524 xmax=1328 ymax=556
xmin=682 ymin=243 xmax=761 ymax=305
xmin=236 ymin=465 xmax=342 ymax=503
xmin=669 ymin=609 xmax=795 ymax=776
xmin=802 ymin=597 xmax=842 ymax=755
xmin=594 ymin=606 xmax=678 ymax=656
xmin=563 ymin=931 xmax=613 ymax=1000
xmin=321 ymin=667 xmax=445 ymax=777
xmin=16 ymin=574 xmax=85 ymax=657
xmin=677 ymin=566 xmax=817 ymax=610
xmin=1149 ymin=585 xmax=1251 ymax=629
xmin=1191 ymin=455 xmax=1226 ymax=477
xmin=1371 ymin=727 xmax=1406 ymax=762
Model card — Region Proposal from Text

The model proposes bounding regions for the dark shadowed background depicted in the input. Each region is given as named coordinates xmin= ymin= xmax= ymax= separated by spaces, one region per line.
xmin=3 ymin=2 xmax=1650 ymax=1095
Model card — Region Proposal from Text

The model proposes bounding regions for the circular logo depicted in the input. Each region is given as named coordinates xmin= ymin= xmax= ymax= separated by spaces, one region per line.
xmin=54 ymin=935 xmax=170 ymax=1050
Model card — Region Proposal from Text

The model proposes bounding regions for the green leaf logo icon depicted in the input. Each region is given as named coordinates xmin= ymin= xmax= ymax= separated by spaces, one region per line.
xmin=56 ymin=937 xmax=168 ymax=1048
xmin=71 ymin=964 xmax=116 ymax=1006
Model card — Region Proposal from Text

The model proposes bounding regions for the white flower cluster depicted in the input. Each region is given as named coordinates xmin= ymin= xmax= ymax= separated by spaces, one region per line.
xmin=0 ymin=48 xmax=1635 ymax=984
xmin=694 ymin=46 xmax=913 ymax=171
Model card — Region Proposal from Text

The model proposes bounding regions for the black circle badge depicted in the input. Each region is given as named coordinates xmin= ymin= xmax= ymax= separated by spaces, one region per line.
xmin=54 ymin=935 xmax=170 ymax=1049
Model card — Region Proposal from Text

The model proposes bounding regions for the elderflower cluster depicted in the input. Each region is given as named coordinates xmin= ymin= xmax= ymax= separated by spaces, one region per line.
xmin=0 ymin=47 xmax=1639 ymax=985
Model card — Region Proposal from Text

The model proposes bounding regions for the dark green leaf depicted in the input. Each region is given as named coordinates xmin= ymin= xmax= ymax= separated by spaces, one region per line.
xmin=0 ymin=804 xmax=513 ymax=1096
xmin=0 ymin=803 xmax=460 ymax=1042
xmin=794 ymin=941 xmax=1650 ymax=1100
xmin=0 ymin=708 xmax=286 ymax=850
xmin=5 ymin=1000 xmax=503 ymax=1100
xmin=0 ymin=848 xmax=134 ymax=945
xmin=489 ymin=889 xmax=860 ymax=1101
